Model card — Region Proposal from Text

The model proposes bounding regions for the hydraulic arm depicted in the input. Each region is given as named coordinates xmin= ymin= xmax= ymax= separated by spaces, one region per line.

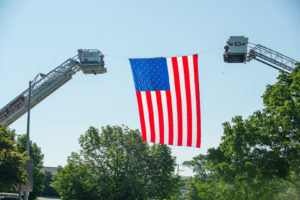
xmin=248 ymin=44 xmax=296 ymax=72
xmin=223 ymin=36 xmax=299 ymax=73
xmin=0 ymin=49 xmax=106 ymax=125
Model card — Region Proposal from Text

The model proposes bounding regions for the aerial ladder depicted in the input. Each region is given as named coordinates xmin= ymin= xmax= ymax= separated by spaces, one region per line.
xmin=223 ymin=36 xmax=299 ymax=73
xmin=0 ymin=49 xmax=106 ymax=125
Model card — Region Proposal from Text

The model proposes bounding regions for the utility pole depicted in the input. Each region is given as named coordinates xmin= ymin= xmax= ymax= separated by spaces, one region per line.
xmin=26 ymin=81 xmax=31 ymax=156
xmin=24 ymin=80 xmax=32 ymax=200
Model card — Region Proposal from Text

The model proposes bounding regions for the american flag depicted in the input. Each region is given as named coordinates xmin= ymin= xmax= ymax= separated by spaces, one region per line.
xmin=129 ymin=55 xmax=201 ymax=148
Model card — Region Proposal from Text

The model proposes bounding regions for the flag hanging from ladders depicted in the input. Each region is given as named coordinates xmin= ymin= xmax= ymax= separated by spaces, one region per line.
xmin=129 ymin=55 xmax=201 ymax=148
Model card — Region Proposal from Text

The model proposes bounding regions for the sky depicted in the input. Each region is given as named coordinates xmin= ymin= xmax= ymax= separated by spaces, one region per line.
xmin=0 ymin=0 xmax=300 ymax=176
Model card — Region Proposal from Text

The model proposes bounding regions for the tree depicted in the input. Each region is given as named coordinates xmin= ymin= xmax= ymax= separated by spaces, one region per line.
xmin=41 ymin=171 xmax=60 ymax=197
xmin=261 ymin=63 xmax=300 ymax=191
xmin=209 ymin=117 xmax=281 ymax=198
xmin=183 ymin=154 xmax=209 ymax=182
xmin=183 ymin=155 xmax=243 ymax=200
xmin=184 ymin=64 xmax=300 ymax=199
xmin=168 ymin=177 xmax=190 ymax=200
xmin=52 ymin=125 xmax=179 ymax=200
xmin=52 ymin=153 xmax=96 ymax=200
xmin=148 ymin=144 xmax=180 ymax=199
xmin=205 ymin=64 xmax=300 ymax=199
xmin=16 ymin=135 xmax=45 ymax=200
xmin=0 ymin=124 xmax=27 ymax=191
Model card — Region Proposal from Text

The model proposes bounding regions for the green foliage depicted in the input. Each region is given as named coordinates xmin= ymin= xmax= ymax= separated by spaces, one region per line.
xmin=185 ymin=64 xmax=300 ymax=199
xmin=148 ymin=144 xmax=180 ymax=199
xmin=52 ymin=125 xmax=179 ymax=200
xmin=52 ymin=155 xmax=96 ymax=200
xmin=16 ymin=135 xmax=45 ymax=200
xmin=185 ymin=153 xmax=281 ymax=200
xmin=261 ymin=64 xmax=300 ymax=189
xmin=0 ymin=124 xmax=27 ymax=191
xmin=169 ymin=177 xmax=190 ymax=200
xmin=183 ymin=154 xmax=209 ymax=181
xmin=41 ymin=171 xmax=60 ymax=197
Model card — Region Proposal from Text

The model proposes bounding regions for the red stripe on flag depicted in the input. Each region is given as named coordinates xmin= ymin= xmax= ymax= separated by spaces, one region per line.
xmin=156 ymin=91 xmax=164 ymax=144
xmin=182 ymin=56 xmax=192 ymax=147
xmin=136 ymin=92 xmax=147 ymax=141
xmin=172 ymin=57 xmax=183 ymax=146
xmin=146 ymin=91 xmax=155 ymax=143
xmin=166 ymin=90 xmax=173 ymax=145
xmin=193 ymin=55 xmax=201 ymax=148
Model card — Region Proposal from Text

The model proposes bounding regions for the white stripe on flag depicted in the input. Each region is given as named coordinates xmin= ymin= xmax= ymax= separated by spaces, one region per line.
xmin=177 ymin=56 xmax=188 ymax=146
xmin=141 ymin=92 xmax=151 ymax=142
xmin=151 ymin=91 xmax=160 ymax=144
xmin=161 ymin=91 xmax=169 ymax=145
xmin=167 ymin=57 xmax=177 ymax=145
xmin=188 ymin=55 xmax=197 ymax=147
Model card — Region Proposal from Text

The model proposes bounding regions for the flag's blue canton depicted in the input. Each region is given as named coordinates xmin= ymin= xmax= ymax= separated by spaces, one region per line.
xmin=130 ymin=58 xmax=170 ymax=91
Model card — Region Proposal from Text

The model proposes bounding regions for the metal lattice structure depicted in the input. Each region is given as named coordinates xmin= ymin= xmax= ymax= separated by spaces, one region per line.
xmin=223 ymin=36 xmax=299 ymax=73
xmin=0 ymin=50 xmax=106 ymax=125
xmin=249 ymin=44 xmax=297 ymax=72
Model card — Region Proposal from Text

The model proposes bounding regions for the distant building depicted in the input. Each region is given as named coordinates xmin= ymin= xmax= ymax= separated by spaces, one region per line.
xmin=41 ymin=167 xmax=60 ymax=198
xmin=42 ymin=167 xmax=58 ymax=175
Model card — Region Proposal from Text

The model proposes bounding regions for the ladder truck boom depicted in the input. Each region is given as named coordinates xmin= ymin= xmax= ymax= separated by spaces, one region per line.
xmin=0 ymin=49 xmax=106 ymax=125
xmin=223 ymin=36 xmax=299 ymax=73
xmin=248 ymin=44 xmax=296 ymax=72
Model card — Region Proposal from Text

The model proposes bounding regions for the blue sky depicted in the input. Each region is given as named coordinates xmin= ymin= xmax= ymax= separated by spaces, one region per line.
xmin=0 ymin=0 xmax=300 ymax=176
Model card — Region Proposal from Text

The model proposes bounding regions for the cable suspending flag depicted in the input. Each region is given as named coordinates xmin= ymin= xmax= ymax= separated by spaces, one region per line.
xmin=129 ymin=55 xmax=201 ymax=148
